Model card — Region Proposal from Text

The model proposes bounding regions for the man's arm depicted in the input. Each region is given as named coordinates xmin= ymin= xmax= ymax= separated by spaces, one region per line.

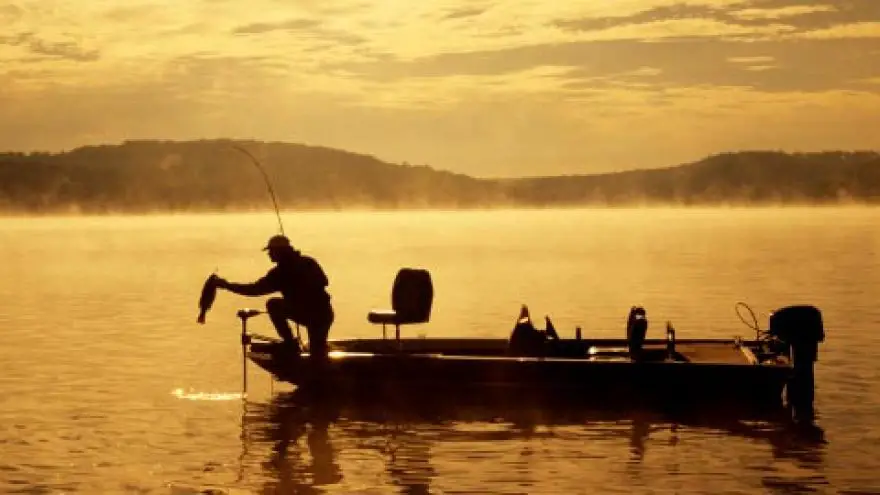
xmin=217 ymin=274 xmax=275 ymax=297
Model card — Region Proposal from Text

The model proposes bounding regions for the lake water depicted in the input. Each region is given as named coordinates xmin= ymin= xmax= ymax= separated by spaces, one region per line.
xmin=1 ymin=208 xmax=879 ymax=494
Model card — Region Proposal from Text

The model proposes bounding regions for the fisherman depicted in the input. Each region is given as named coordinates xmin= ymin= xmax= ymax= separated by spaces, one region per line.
xmin=215 ymin=235 xmax=334 ymax=359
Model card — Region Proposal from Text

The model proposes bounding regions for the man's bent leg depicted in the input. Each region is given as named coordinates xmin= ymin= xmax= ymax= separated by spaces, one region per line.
xmin=305 ymin=307 xmax=334 ymax=361
xmin=266 ymin=298 xmax=298 ymax=348
xmin=306 ymin=323 xmax=330 ymax=360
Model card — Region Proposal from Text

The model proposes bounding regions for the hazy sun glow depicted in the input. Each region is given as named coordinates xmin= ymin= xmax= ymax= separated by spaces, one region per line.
xmin=2 ymin=0 xmax=879 ymax=176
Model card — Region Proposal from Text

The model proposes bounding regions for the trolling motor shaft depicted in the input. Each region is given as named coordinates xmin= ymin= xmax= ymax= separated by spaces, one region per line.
xmin=237 ymin=308 xmax=262 ymax=396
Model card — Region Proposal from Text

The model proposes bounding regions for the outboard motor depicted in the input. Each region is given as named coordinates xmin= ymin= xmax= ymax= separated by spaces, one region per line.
xmin=768 ymin=305 xmax=825 ymax=422
xmin=626 ymin=306 xmax=648 ymax=360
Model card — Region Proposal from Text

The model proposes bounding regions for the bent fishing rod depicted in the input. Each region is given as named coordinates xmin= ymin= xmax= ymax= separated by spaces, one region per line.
xmin=231 ymin=144 xmax=285 ymax=236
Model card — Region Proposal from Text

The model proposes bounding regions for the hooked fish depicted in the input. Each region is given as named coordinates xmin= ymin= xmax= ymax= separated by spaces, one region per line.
xmin=197 ymin=273 xmax=219 ymax=324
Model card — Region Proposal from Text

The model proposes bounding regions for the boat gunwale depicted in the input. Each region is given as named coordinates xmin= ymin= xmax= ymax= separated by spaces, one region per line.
xmin=248 ymin=338 xmax=790 ymax=369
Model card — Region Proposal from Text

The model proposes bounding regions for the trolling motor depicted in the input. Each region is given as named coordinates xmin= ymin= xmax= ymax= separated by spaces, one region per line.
xmin=238 ymin=308 xmax=261 ymax=342
xmin=237 ymin=308 xmax=262 ymax=395
xmin=767 ymin=305 xmax=826 ymax=422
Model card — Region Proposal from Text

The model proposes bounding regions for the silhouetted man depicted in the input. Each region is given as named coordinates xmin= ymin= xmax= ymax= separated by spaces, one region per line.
xmin=216 ymin=235 xmax=334 ymax=359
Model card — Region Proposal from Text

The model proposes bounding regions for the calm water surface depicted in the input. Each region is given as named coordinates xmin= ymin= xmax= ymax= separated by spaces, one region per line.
xmin=1 ymin=208 xmax=879 ymax=494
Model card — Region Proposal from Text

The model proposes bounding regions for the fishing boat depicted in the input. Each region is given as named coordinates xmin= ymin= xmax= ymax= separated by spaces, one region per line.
xmin=235 ymin=268 xmax=826 ymax=420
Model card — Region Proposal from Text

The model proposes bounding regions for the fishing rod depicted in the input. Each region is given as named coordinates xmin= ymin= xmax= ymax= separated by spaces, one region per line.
xmin=231 ymin=144 xmax=285 ymax=236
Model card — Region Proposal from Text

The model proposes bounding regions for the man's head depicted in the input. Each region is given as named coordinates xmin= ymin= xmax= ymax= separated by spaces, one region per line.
xmin=263 ymin=234 xmax=294 ymax=262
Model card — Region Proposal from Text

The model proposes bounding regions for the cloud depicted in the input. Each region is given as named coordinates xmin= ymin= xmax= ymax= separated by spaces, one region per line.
xmin=0 ymin=3 xmax=22 ymax=21
xmin=445 ymin=8 xmax=486 ymax=20
xmin=102 ymin=5 xmax=164 ymax=23
xmin=0 ymin=32 xmax=99 ymax=62
xmin=354 ymin=16 xmax=796 ymax=63
xmin=232 ymin=19 xmax=322 ymax=35
xmin=29 ymin=39 xmax=99 ymax=62
xmin=582 ymin=18 xmax=795 ymax=41
xmin=336 ymin=34 xmax=880 ymax=96
xmin=555 ymin=4 xmax=722 ymax=33
xmin=796 ymin=22 xmax=880 ymax=39
xmin=230 ymin=17 xmax=367 ymax=47
xmin=344 ymin=65 xmax=586 ymax=110
xmin=727 ymin=55 xmax=775 ymax=64
xmin=731 ymin=5 xmax=837 ymax=20
xmin=556 ymin=1 xmax=875 ymax=38
xmin=627 ymin=66 xmax=663 ymax=77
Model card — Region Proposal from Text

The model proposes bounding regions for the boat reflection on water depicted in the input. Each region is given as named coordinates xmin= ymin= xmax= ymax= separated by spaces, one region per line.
xmin=236 ymin=389 xmax=828 ymax=494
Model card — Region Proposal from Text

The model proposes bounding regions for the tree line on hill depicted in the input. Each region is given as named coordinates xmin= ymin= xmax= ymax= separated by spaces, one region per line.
xmin=1 ymin=139 xmax=878 ymax=214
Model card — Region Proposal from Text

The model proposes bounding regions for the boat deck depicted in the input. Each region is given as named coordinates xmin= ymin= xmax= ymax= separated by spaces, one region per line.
xmin=312 ymin=337 xmax=769 ymax=366
xmin=675 ymin=343 xmax=755 ymax=364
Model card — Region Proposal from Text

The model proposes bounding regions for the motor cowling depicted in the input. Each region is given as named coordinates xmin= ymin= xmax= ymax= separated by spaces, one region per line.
xmin=768 ymin=305 xmax=825 ymax=361
xmin=768 ymin=304 xmax=825 ymax=423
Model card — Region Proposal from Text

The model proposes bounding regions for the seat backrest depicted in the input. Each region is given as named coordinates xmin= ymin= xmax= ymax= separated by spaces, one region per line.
xmin=391 ymin=268 xmax=433 ymax=324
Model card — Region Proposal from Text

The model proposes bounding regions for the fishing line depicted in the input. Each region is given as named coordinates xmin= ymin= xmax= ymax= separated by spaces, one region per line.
xmin=231 ymin=145 xmax=285 ymax=236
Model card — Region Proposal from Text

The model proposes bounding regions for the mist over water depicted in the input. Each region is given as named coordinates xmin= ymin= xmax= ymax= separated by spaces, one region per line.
xmin=1 ymin=207 xmax=878 ymax=493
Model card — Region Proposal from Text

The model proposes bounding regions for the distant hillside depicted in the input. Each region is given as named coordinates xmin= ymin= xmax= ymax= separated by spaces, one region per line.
xmin=0 ymin=139 xmax=504 ymax=213
xmin=0 ymin=141 xmax=878 ymax=213
xmin=502 ymin=151 xmax=880 ymax=206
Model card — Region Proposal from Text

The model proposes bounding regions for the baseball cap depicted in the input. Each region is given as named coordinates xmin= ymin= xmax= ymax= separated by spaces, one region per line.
xmin=262 ymin=234 xmax=291 ymax=251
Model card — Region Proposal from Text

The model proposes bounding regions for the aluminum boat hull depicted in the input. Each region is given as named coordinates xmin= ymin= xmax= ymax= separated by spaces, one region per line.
xmin=247 ymin=337 xmax=792 ymax=407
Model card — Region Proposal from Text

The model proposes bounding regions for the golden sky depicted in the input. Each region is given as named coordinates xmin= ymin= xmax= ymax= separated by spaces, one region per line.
xmin=2 ymin=0 xmax=879 ymax=176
